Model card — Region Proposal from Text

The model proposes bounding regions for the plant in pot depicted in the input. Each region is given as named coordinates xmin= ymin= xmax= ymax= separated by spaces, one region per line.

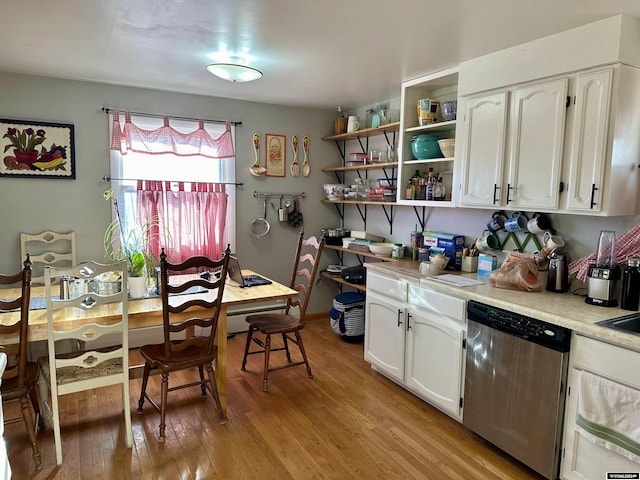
xmin=103 ymin=190 xmax=166 ymax=298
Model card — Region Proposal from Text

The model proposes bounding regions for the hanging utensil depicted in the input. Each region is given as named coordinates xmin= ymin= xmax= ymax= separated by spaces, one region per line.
xmin=249 ymin=197 xmax=270 ymax=237
xmin=290 ymin=135 xmax=300 ymax=177
xmin=249 ymin=133 xmax=266 ymax=176
xmin=288 ymin=197 xmax=303 ymax=227
xmin=301 ymin=136 xmax=310 ymax=177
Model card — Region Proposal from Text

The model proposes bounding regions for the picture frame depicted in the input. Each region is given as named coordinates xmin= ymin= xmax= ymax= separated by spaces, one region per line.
xmin=0 ymin=118 xmax=75 ymax=179
xmin=264 ymin=133 xmax=286 ymax=177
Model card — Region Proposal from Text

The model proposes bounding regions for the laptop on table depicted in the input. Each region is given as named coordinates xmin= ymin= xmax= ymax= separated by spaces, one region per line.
xmin=226 ymin=256 xmax=272 ymax=287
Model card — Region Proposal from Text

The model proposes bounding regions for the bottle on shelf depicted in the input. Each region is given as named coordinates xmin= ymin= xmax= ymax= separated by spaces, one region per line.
xmin=426 ymin=168 xmax=435 ymax=201
xmin=434 ymin=175 xmax=445 ymax=201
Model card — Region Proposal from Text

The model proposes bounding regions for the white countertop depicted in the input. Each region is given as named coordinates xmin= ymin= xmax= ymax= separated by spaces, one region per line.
xmin=365 ymin=260 xmax=640 ymax=352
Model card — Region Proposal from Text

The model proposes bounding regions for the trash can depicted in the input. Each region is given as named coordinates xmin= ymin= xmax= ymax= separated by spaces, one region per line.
xmin=330 ymin=292 xmax=365 ymax=343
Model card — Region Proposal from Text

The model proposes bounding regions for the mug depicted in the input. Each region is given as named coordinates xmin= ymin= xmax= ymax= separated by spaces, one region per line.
xmin=504 ymin=212 xmax=528 ymax=232
xmin=347 ymin=116 xmax=359 ymax=133
xmin=420 ymin=260 xmax=441 ymax=277
xmin=527 ymin=213 xmax=551 ymax=234
xmin=475 ymin=232 xmax=499 ymax=252
xmin=537 ymin=232 xmax=566 ymax=260
xmin=486 ymin=211 xmax=506 ymax=232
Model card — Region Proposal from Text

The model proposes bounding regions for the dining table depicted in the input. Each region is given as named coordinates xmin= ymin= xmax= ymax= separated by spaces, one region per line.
xmin=0 ymin=270 xmax=298 ymax=410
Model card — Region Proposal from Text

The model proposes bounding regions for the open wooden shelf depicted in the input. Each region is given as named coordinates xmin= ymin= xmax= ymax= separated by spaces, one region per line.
xmin=321 ymin=122 xmax=400 ymax=142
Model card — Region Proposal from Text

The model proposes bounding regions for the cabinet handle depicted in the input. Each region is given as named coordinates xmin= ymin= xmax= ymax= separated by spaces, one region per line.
xmin=397 ymin=309 xmax=403 ymax=327
xmin=407 ymin=313 xmax=412 ymax=331
xmin=506 ymin=183 xmax=513 ymax=204
xmin=590 ymin=183 xmax=598 ymax=209
xmin=492 ymin=184 xmax=499 ymax=204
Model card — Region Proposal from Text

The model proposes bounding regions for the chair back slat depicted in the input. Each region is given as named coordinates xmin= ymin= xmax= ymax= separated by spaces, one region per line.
xmin=159 ymin=248 xmax=231 ymax=358
xmin=20 ymin=231 xmax=76 ymax=285
xmin=284 ymin=230 xmax=325 ymax=320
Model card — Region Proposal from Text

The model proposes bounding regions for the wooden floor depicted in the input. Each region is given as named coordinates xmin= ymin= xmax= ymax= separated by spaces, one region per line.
xmin=4 ymin=319 xmax=545 ymax=479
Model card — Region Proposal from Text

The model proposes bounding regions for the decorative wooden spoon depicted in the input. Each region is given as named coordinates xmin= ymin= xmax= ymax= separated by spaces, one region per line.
xmin=249 ymin=133 xmax=266 ymax=176
xmin=301 ymin=136 xmax=310 ymax=177
xmin=290 ymin=135 xmax=299 ymax=177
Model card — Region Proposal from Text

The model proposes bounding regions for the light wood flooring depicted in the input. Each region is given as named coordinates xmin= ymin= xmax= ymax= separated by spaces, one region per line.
xmin=4 ymin=319 xmax=545 ymax=479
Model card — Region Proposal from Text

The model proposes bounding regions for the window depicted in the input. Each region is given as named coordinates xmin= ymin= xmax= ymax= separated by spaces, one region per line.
xmin=108 ymin=112 xmax=237 ymax=262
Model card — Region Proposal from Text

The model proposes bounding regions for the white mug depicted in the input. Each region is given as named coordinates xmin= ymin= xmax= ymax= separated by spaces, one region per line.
xmin=539 ymin=232 xmax=565 ymax=259
xmin=347 ymin=116 xmax=359 ymax=133
xmin=420 ymin=261 xmax=441 ymax=277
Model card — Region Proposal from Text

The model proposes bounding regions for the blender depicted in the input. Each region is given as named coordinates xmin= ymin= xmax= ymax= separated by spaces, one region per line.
xmin=586 ymin=230 xmax=620 ymax=306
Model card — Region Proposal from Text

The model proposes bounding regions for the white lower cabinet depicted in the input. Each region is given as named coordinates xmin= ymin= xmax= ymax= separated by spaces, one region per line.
xmin=364 ymin=270 xmax=466 ymax=421
xmin=561 ymin=335 xmax=640 ymax=479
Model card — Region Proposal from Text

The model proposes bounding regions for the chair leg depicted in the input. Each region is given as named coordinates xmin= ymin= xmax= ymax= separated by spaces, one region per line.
xmin=295 ymin=331 xmax=313 ymax=379
xmin=158 ymin=372 xmax=169 ymax=442
xmin=198 ymin=365 xmax=207 ymax=397
xmin=263 ymin=333 xmax=272 ymax=392
xmin=137 ymin=363 xmax=152 ymax=413
xmin=241 ymin=326 xmax=255 ymax=371
xmin=28 ymin=387 xmax=45 ymax=432
xmin=204 ymin=362 xmax=226 ymax=424
xmin=282 ymin=333 xmax=292 ymax=363
xmin=19 ymin=395 xmax=42 ymax=469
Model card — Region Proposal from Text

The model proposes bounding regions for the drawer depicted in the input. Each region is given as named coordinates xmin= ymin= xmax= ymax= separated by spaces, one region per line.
xmin=366 ymin=270 xmax=408 ymax=302
xmin=408 ymin=283 xmax=466 ymax=323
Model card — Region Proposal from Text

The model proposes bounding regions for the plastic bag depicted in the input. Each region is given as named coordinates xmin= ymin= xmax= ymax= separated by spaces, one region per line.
xmin=489 ymin=256 xmax=542 ymax=292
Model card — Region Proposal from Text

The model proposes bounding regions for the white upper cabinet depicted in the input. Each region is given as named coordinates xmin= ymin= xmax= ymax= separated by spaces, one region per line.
xmin=564 ymin=69 xmax=613 ymax=212
xmin=506 ymin=78 xmax=568 ymax=210
xmin=458 ymin=92 xmax=508 ymax=206
xmin=458 ymin=78 xmax=568 ymax=210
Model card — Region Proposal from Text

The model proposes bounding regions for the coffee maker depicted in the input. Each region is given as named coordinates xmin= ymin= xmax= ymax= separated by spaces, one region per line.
xmin=586 ymin=230 xmax=620 ymax=307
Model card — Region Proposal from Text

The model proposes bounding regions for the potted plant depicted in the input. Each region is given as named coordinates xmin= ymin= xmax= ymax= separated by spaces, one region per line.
xmin=103 ymin=190 xmax=167 ymax=298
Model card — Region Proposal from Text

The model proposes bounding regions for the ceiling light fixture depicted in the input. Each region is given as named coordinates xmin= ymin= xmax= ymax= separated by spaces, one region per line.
xmin=206 ymin=63 xmax=263 ymax=83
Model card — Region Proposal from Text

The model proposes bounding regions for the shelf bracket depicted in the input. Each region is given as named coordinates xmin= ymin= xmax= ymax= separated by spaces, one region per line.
xmin=355 ymin=204 xmax=367 ymax=229
xmin=332 ymin=140 xmax=346 ymax=163
xmin=412 ymin=206 xmax=428 ymax=231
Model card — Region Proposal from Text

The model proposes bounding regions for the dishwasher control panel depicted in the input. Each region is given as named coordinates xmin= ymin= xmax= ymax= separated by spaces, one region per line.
xmin=468 ymin=300 xmax=571 ymax=352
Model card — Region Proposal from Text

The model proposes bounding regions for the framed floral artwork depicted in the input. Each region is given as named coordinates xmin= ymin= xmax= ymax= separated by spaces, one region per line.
xmin=264 ymin=133 xmax=286 ymax=177
xmin=0 ymin=118 xmax=75 ymax=179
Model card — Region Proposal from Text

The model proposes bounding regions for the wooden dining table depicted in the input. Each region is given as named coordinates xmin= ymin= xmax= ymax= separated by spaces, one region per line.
xmin=0 ymin=271 xmax=297 ymax=409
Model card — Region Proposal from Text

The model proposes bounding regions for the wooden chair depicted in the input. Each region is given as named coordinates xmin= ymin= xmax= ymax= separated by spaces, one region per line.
xmin=0 ymin=255 xmax=43 ymax=470
xmin=241 ymin=229 xmax=325 ymax=392
xmin=38 ymin=260 xmax=133 ymax=465
xmin=137 ymin=247 xmax=231 ymax=442
xmin=20 ymin=231 xmax=77 ymax=285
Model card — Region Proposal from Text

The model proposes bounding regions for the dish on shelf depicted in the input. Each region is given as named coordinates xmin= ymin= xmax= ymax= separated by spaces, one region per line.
xmin=368 ymin=242 xmax=395 ymax=257
xmin=323 ymin=184 xmax=347 ymax=200
xmin=327 ymin=264 xmax=345 ymax=274
xmin=438 ymin=138 xmax=455 ymax=158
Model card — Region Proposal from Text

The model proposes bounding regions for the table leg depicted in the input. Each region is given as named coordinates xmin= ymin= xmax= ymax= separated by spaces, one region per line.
xmin=216 ymin=306 xmax=227 ymax=409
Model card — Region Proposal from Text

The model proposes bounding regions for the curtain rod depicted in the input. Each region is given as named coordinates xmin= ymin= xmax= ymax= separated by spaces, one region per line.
xmin=103 ymin=176 xmax=243 ymax=186
xmin=101 ymin=107 xmax=242 ymax=126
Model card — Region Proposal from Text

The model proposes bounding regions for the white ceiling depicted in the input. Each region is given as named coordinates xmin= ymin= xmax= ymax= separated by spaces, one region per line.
xmin=3 ymin=0 xmax=640 ymax=110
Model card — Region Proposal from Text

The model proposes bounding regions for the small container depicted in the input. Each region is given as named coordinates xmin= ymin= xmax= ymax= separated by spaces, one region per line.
xmin=418 ymin=247 xmax=430 ymax=262
xmin=621 ymin=257 xmax=640 ymax=311
xmin=59 ymin=275 xmax=70 ymax=300
xmin=392 ymin=243 xmax=405 ymax=260
xmin=461 ymin=256 xmax=478 ymax=273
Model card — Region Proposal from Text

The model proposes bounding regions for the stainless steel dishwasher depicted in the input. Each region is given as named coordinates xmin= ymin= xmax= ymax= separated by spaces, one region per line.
xmin=463 ymin=300 xmax=571 ymax=480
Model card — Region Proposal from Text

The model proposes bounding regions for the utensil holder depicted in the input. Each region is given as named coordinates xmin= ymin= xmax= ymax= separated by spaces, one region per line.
xmin=461 ymin=257 xmax=478 ymax=273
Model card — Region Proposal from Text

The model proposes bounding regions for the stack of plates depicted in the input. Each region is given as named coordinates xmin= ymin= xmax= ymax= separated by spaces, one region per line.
xmin=327 ymin=265 xmax=345 ymax=274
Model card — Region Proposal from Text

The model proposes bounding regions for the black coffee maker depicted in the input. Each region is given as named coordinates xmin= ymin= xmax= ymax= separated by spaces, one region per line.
xmin=546 ymin=251 xmax=569 ymax=293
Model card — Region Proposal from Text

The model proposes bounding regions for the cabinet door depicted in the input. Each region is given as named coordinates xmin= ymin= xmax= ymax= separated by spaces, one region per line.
xmin=458 ymin=92 xmax=508 ymax=206
xmin=404 ymin=309 xmax=465 ymax=420
xmin=565 ymin=69 xmax=613 ymax=212
xmin=506 ymin=78 xmax=568 ymax=209
xmin=364 ymin=291 xmax=405 ymax=383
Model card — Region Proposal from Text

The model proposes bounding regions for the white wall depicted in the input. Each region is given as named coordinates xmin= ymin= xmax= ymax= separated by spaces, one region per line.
xmin=0 ymin=71 xmax=342 ymax=313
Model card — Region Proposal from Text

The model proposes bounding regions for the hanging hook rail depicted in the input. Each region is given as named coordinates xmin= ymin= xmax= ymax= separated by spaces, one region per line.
xmin=253 ymin=191 xmax=306 ymax=199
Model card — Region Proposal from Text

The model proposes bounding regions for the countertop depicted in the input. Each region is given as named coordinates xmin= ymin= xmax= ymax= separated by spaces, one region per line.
xmin=365 ymin=259 xmax=640 ymax=352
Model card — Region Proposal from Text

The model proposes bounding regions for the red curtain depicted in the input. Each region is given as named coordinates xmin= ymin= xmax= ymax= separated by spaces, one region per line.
xmin=110 ymin=111 xmax=235 ymax=159
xmin=137 ymin=181 xmax=228 ymax=263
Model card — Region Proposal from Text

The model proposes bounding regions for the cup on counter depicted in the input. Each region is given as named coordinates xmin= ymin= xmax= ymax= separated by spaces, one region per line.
xmin=504 ymin=211 xmax=528 ymax=232
xmin=475 ymin=232 xmax=499 ymax=253
xmin=347 ymin=116 xmax=360 ymax=133
xmin=527 ymin=213 xmax=551 ymax=234
xmin=420 ymin=260 xmax=441 ymax=277
xmin=486 ymin=211 xmax=507 ymax=232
